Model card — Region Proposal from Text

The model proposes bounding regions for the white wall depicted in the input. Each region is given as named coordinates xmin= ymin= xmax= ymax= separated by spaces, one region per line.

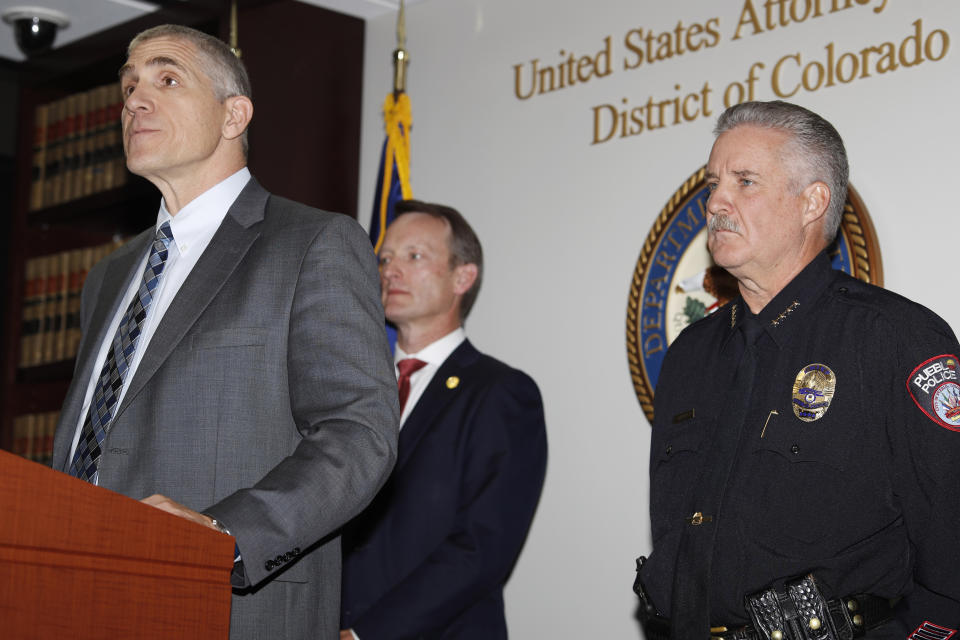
xmin=358 ymin=1 xmax=960 ymax=637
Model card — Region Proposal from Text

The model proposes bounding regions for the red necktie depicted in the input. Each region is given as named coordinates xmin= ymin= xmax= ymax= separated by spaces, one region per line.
xmin=397 ymin=358 xmax=427 ymax=413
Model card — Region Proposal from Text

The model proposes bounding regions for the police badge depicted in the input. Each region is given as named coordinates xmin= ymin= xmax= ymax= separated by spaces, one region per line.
xmin=791 ymin=364 xmax=837 ymax=422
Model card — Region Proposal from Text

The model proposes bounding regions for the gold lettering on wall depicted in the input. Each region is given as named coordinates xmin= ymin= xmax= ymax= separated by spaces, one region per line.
xmin=622 ymin=18 xmax=721 ymax=70
xmin=591 ymin=83 xmax=713 ymax=145
xmin=509 ymin=4 xmax=948 ymax=147
xmin=513 ymin=37 xmax=613 ymax=100
xmin=733 ymin=0 xmax=889 ymax=40
xmin=770 ymin=20 xmax=950 ymax=98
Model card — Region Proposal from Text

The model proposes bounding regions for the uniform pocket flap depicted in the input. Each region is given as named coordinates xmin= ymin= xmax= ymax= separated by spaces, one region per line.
xmin=751 ymin=423 xmax=847 ymax=471
xmin=652 ymin=416 xmax=711 ymax=465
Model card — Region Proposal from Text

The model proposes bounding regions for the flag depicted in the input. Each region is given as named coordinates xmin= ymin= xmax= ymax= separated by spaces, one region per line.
xmin=369 ymin=2 xmax=413 ymax=353
xmin=369 ymin=92 xmax=412 ymax=253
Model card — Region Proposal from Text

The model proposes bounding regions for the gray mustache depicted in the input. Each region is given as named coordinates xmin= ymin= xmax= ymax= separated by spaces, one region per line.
xmin=708 ymin=214 xmax=740 ymax=234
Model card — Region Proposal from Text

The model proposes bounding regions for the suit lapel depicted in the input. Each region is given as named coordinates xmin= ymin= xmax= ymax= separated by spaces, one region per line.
xmin=115 ymin=178 xmax=269 ymax=418
xmin=74 ymin=232 xmax=152 ymax=380
xmin=396 ymin=340 xmax=481 ymax=473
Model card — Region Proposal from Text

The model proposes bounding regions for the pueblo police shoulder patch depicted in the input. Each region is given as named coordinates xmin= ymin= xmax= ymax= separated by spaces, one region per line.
xmin=908 ymin=354 xmax=960 ymax=432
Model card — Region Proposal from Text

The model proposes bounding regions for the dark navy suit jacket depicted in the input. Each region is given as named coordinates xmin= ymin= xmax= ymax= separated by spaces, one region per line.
xmin=341 ymin=339 xmax=547 ymax=639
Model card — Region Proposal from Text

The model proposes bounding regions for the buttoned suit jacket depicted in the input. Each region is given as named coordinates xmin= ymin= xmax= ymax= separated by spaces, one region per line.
xmin=341 ymin=339 xmax=547 ymax=639
xmin=51 ymin=177 xmax=400 ymax=639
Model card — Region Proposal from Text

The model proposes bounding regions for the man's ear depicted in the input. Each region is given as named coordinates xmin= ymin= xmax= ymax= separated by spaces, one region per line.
xmin=801 ymin=180 xmax=830 ymax=228
xmin=452 ymin=263 xmax=478 ymax=295
xmin=222 ymin=95 xmax=253 ymax=141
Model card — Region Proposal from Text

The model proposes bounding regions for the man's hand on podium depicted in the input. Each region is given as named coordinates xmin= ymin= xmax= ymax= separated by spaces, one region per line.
xmin=141 ymin=494 xmax=218 ymax=531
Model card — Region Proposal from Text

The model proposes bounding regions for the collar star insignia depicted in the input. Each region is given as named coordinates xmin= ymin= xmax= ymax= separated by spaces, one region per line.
xmin=771 ymin=300 xmax=800 ymax=326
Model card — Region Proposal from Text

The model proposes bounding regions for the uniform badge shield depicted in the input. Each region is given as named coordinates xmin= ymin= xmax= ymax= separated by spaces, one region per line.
xmin=907 ymin=354 xmax=960 ymax=432
xmin=792 ymin=363 xmax=836 ymax=422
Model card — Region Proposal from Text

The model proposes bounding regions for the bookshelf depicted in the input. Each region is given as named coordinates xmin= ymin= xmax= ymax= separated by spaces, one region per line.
xmin=1 ymin=0 xmax=365 ymax=456
xmin=3 ymin=80 xmax=160 ymax=457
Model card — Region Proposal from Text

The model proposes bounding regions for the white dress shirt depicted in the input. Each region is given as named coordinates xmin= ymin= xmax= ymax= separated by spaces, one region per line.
xmin=395 ymin=327 xmax=466 ymax=428
xmin=67 ymin=168 xmax=251 ymax=471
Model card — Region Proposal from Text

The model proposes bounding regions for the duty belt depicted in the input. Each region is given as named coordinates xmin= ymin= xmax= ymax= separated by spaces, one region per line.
xmin=633 ymin=558 xmax=896 ymax=640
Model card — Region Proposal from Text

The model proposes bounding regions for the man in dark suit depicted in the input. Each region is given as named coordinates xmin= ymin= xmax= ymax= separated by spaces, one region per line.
xmin=50 ymin=24 xmax=399 ymax=639
xmin=340 ymin=200 xmax=548 ymax=639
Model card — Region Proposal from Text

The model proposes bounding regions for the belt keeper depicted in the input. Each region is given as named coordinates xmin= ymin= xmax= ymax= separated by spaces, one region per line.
xmin=784 ymin=574 xmax=841 ymax=639
xmin=745 ymin=585 xmax=788 ymax=640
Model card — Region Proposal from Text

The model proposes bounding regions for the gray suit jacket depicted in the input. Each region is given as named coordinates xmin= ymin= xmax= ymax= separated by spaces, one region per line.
xmin=51 ymin=177 xmax=400 ymax=639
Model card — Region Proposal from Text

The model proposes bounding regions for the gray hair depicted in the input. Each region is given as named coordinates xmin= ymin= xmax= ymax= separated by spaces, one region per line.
xmin=714 ymin=100 xmax=848 ymax=243
xmin=127 ymin=24 xmax=252 ymax=155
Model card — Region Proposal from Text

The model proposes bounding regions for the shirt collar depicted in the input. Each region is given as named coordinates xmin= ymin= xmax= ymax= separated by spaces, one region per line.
xmin=395 ymin=327 xmax=467 ymax=368
xmin=157 ymin=167 xmax=251 ymax=253
xmin=723 ymin=252 xmax=836 ymax=350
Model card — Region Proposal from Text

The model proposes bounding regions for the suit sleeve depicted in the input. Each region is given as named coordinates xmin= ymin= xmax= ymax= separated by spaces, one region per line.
xmin=352 ymin=368 xmax=547 ymax=639
xmin=888 ymin=312 xmax=960 ymax=634
xmin=205 ymin=214 xmax=400 ymax=588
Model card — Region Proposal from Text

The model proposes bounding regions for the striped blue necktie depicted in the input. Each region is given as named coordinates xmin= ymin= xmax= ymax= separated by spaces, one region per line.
xmin=69 ymin=222 xmax=174 ymax=483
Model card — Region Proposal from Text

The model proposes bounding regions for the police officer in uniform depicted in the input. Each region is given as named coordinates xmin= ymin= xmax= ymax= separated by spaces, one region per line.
xmin=636 ymin=101 xmax=960 ymax=640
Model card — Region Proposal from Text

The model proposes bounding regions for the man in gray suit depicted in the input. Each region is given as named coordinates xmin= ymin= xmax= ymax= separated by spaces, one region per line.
xmin=50 ymin=24 xmax=399 ymax=639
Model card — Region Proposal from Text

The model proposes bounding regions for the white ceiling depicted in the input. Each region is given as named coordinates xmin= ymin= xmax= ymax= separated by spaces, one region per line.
xmin=0 ymin=0 xmax=416 ymax=63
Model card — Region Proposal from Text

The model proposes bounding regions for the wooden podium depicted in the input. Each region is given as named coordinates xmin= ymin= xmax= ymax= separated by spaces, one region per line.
xmin=0 ymin=450 xmax=235 ymax=639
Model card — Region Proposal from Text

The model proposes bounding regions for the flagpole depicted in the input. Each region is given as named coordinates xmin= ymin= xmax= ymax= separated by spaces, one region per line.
xmin=229 ymin=0 xmax=241 ymax=58
xmin=393 ymin=0 xmax=408 ymax=95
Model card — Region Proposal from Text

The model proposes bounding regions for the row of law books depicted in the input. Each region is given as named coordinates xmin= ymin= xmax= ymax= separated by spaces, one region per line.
xmin=20 ymin=239 xmax=124 ymax=368
xmin=12 ymin=411 xmax=59 ymax=465
xmin=29 ymin=82 xmax=129 ymax=212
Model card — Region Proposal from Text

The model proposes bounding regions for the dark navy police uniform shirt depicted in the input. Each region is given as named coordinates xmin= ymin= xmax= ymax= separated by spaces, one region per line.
xmin=641 ymin=252 xmax=960 ymax=637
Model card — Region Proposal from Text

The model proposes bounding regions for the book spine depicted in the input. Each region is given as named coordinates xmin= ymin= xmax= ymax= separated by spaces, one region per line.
xmin=43 ymin=98 xmax=63 ymax=207
xmin=104 ymin=84 xmax=124 ymax=191
xmin=53 ymin=251 xmax=71 ymax=362
xmin=39 ymin=411 xmax=58 ymax=465
xmin=65 ymin=248 xmax=86 ymax=361
xmin=60 ymin=94 xmax=78 ymax=203
xmin=29 ymin=104 xmax=48 ymax=211
xmin=72 ymin=91 xmax=89 ymax=201
xmin=40 ymin=254 xmax=60 ymax=365
xmin=19 ymin=258 xmax=40 ymax=368
xmin=92 ymin=86 xmax=109 ymax=194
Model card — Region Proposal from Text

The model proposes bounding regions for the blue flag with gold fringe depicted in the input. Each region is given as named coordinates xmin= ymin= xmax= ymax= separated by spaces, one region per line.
xmin=368 ymin=92 xmax=412 ymax=254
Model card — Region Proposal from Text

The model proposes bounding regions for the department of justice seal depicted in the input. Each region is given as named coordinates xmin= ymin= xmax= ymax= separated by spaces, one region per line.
xmin=626 ymin=167 xmax=882 ymax=423
xmin=792 ymin=363 xmax=837 ymax=422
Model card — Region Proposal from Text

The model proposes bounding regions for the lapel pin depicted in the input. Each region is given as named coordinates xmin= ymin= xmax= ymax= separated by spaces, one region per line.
xmin=446 ymin=376 xmax=460 ymax=389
